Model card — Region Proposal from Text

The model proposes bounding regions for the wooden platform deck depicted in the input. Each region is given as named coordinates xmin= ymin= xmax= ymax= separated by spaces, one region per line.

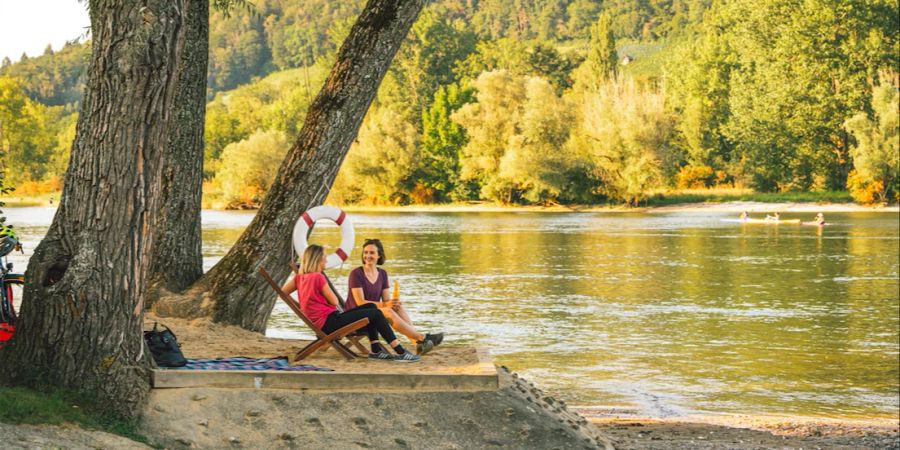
xmin=151 ymin=346 xmax=499 ymax=392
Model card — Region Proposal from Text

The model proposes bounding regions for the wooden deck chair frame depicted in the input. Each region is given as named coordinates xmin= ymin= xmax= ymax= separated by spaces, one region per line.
xmin=258 ymin=267 xmax=368 ymax=361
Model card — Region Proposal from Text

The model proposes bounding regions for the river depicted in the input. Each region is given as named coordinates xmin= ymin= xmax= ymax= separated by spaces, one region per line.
xmin=4 ymin=207 xmax=899 ymax=419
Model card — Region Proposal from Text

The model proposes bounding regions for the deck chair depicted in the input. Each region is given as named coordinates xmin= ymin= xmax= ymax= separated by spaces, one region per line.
xmin=286 ymin=261 xmax=382 ymax=355
xmin=258 ymin=267 xmax=368 ymax=361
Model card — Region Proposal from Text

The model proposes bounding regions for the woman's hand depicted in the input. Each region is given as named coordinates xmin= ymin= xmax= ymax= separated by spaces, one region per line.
xmin=378 ymin=300 xmax=400 ymax=310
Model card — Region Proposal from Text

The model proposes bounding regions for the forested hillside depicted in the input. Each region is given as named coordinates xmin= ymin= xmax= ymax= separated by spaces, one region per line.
xmin=1 ymin=0 xmax=897 ymax=206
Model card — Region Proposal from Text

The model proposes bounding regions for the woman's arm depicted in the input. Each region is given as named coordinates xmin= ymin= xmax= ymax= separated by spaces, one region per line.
xmin=281 ymin=276 xmax=296 ymax=294
xmin=381 ymin=270 xmax=399 ymax=307
xmin=320 ymin=278 xmax=340 ymax=307
xmin=352 ymin=287 xmax=397 ymax=309
xmin=351 ymin=287 xmax=387 ymax=307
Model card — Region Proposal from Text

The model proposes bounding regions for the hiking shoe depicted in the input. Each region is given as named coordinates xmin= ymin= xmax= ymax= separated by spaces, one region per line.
xmin=368 ymin=351 xmax=393 ymax=361
xmin=393 ymin=351 xmax=421 ymax=363
xmin=425 ymin=332 xmax=444 ymax=347
xmin=415 ymin=339 xmax=435 ymax=356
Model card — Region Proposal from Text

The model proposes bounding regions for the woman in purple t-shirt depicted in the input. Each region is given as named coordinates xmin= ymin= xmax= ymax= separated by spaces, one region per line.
xmin=346 ymin=239 xmax=443 ymax=356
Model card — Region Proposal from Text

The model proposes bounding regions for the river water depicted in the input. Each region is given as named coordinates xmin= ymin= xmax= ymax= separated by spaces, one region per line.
xmin=5 ymin=207 xmax=899 ymax=419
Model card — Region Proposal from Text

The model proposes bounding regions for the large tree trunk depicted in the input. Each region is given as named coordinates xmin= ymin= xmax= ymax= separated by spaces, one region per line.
xmin=154 ymin=0 xmax=426 ymax=332
xmin=147 ymin=0 xmax=208 ymax=298
xmin=0 ymin=1 xmax=186 ymax=417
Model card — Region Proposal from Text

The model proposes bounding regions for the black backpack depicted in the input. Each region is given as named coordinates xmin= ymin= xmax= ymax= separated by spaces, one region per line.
xmin=144 ymin=323 xmax=187 ymax=367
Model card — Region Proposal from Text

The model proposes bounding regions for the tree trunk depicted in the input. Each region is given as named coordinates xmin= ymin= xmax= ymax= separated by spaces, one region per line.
xmin=147 ymin=0 xmax=208 ymax=299
xmin=153 ymin=0 xmax=426 ymax=332
xmin=0 ymin=1 xmax=186 ymax=417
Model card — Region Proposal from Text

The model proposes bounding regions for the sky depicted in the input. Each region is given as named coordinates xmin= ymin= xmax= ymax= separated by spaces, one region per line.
xmin=0 ymin=0 xmax=90 ymax=63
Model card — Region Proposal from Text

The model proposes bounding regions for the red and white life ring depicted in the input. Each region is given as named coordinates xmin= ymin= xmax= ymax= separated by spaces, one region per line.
xmin=292 ymin=205 xmax=355 ymax=269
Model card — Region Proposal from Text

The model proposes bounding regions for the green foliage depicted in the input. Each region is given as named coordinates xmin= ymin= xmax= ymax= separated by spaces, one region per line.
xmin=452 ymin=70 xmax=580 ymax=204
xmin=497 ymin=77 xmax=576 ymax=203
xmin=379 ymin=6 xmax=477 ymax=123
xmin=452 ymin=70 xmax=526 ymax=200
xmin=569 ymin=76 xmax=677 ymax=204
xmin=212 ymin=130 xmax=289 ymax=208
xmin=419 ymin=83 xmax=473 ymax=201
xmin=0 ymin=77 xmax=73 ymax=187
xmin=566 ymin=0 xmax=602 ymax=40
xmin=262 ymin=1 xmax=364 ymax=71
xmin=664 ymin=31 xmax=734 ymax=169
xmin=1 ymin=0 xmax=896 ymax=206
xmin=526 ymin=43 xmax=578 ymax=93
xmin=331 ymin=107 xmax=420 ymax=204
xmin=715 ymin=0 xmax=897 ymax=191
xmin=456 ymin=39 xmax=578 ymax=94
xmin=602 ymin=0 xmax=710 ymax=40
xmin=844 ymin=79 xmax=900 ymax=203
xmin=571 ymin=12 xmax=618 ymax=92
xmin=0 ymin=42 xmax=89 ymax=107
xmin=203 ymin=66 xmax=327 ymax=176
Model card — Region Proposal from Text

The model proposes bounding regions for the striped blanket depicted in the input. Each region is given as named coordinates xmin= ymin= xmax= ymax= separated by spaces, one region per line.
xmin=176 ymin=357 xmax=331 ymax=371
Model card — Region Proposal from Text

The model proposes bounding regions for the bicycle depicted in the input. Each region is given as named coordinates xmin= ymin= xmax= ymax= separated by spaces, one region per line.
xmin=0 ymin=225 xmax=24 ymax=346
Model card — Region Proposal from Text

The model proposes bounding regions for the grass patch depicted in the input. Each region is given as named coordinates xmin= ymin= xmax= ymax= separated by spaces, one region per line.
xmin=644 ymin=189 xmax=854 ymax=206
xmin=0 ymin=386 xmax=154 ymax=446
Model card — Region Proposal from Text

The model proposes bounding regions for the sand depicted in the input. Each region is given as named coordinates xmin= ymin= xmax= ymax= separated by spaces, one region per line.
xmin=146 ymin=314 xmax=484 ymax=375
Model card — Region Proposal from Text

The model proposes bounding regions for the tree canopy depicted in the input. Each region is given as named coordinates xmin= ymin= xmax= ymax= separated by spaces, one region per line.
xmin=2 ymin=0 xmax=898 ymax=205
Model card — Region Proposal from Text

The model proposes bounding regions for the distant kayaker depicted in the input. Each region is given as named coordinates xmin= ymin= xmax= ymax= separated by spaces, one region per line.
xmin=765 ymin=212 xmax=780 ymax=221
xmin=815 ymin=213 xmax=825 ymax=226
xmin=739 ymin=211 xmax=749 ymax=221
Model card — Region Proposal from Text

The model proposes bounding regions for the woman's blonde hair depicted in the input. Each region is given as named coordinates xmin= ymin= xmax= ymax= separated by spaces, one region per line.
xmin=300 ymin=245 xmax=325 ymax=274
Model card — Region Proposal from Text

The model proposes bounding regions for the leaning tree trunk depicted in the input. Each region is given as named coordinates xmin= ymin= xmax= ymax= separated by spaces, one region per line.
xmin=154 ymin=0 xmax=426 ymax=332
xmin=0 ymin=1 xmax=186 ymax=417
xmin=147 ymin=0 xmax=208 ymax=299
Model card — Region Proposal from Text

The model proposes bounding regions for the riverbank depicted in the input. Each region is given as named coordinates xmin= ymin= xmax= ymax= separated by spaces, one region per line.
xmin=4 ymin=190 xmax=894 ymax=213
xmin=587 ymin=415 xmax=899 ymax=449
xmin=345 ymin=200 xmax=897 ymax=213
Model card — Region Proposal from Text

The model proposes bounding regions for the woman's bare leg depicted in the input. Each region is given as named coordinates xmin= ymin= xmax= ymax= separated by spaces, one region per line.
xmin=394 ymin=304 xmax=413 ymax=324
xmin=379 ymin=307 xmax=424 ymax=342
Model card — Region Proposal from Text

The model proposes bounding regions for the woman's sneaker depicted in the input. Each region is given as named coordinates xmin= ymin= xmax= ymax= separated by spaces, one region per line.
xmin=425 ymin=332 xmax=444 ymax=347
xmin=393 ymin=351 xmax=421 ymax=363
xmin=368 ymin=351 xmax=393 ymax=361
xmin=416 ymin=339 xmax=435 ymax=356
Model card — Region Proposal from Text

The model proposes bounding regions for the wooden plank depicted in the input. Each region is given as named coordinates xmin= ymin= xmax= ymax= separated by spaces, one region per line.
xmin=152 ymin=369 xmax=499 ymax=392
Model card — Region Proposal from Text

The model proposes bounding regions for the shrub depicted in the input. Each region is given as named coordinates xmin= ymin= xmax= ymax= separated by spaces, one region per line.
xmin=846 ymin=170 xmax=885 ymax=205
xmin=675 ymin=165 xmax=716 ymax=189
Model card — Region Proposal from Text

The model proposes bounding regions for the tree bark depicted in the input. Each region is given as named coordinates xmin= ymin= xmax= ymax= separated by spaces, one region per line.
xmin=147 ymin=0 xmax=208 ymax=298
xmin=153 ymin=0 xmax=426 ymax=332
xmin=0 ymin=0 xmax=186 ymax=417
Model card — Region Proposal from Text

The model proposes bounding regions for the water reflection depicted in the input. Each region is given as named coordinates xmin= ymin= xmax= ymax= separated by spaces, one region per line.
xmin=4 ymin=207 xmax=898 ymax=418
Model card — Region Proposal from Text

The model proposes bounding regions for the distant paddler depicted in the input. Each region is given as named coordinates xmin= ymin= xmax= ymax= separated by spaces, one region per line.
xmin=739 ymin=211 xmax=749 ymax=221
xmin=765 ymin=212 xmax=780 ymax=221
xmin=802 ymin=212 xmax=826 ymax=227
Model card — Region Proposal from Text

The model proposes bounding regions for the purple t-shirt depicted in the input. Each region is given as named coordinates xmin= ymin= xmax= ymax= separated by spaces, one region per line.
xmin=345 ymin=267 xmax=389 ymax=310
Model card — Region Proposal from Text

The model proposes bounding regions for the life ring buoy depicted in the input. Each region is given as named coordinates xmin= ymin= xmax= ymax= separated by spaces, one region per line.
xmin=292 ymin=205 xmax=355 ymax=269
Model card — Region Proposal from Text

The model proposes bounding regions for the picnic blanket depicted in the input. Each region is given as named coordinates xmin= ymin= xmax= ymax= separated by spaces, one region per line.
xmin=176 ymin=357 xmax=332 ymax=371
